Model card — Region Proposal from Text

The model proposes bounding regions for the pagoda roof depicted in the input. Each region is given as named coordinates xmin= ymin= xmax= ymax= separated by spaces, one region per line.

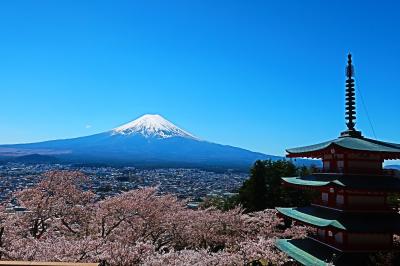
xmin=276 ymin=238 xmax=329 ymax=266
xmin=282 ymin=173 xmax=400 ymax=191
xmin=286 ymin=136 xmax=400 ymax=159
xmin=286 ymin=54 xmax=400 ymax=160
xmin=276 ymin=206 xmax=400 ymax=233
xmin=276 ymin=238 xmax=371 ymax=266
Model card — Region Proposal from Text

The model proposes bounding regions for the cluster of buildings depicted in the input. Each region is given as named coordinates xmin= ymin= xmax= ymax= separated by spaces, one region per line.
xmin=0 ymin=163 xmax=64 ymax=202
xmin=0 ymin=162 xmax=247 ymax=210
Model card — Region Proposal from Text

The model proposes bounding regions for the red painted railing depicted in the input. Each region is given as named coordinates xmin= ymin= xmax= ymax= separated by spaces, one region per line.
xmin=312 ymin=200 xmax=399 ymax=212
xmin=309 ymin=235 xmax=393 ymax=252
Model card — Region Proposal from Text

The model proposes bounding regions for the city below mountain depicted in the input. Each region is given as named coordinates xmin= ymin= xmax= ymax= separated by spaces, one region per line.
xmin=0 ymin=114 xmax=314 ymax=170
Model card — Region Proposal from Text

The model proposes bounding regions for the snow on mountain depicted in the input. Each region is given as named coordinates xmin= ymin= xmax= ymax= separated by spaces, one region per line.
xmin=0 ymin=113 xmax=285 ymax=169
xmin=112 ymin=114 xmax=198 ymax=139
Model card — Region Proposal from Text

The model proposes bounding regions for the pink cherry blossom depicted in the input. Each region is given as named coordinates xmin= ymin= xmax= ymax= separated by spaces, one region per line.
xmin=0 ymin=171 xmax=310 ymax=265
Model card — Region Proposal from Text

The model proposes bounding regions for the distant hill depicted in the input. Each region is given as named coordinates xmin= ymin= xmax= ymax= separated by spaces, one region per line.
xmin=12 ymin=154 xmax=60 ymax=164
xmin=0 ymin=114 xmax=299 ymax=170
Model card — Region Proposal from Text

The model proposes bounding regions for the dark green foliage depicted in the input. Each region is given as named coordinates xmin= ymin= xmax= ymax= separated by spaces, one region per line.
xmin=387 ymin=193 xmax=400 ymax=207
xmin=239 ymin=160 xmax=316 ymax=212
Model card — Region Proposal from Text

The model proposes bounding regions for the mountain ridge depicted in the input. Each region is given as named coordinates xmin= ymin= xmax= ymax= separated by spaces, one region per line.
xmin=0 ymin=114 xmax=315 ymax=169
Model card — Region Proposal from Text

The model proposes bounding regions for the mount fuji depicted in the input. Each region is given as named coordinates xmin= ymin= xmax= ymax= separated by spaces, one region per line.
xmin=112 ymin=114 xmax=197 ymax=139
xmin=0 ymin=114 xmax=281 ymax=169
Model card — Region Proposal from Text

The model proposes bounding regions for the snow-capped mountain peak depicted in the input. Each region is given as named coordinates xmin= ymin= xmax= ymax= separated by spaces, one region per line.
xmin=112 ymin=114 xmax=197 ymax=139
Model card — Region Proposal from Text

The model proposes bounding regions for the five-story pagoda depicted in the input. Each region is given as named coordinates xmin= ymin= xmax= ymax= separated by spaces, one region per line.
xmin=275 ymin=54 xmax=400 ymax=265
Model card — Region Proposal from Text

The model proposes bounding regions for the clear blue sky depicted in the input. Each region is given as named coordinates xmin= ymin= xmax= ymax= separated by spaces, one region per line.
xmin=1 ymin=0 xmax=399 ymax=156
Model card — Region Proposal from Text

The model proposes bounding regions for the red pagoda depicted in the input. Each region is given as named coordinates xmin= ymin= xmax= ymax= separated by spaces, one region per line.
xmin=275 ymin=54 xmax=400 ymax=265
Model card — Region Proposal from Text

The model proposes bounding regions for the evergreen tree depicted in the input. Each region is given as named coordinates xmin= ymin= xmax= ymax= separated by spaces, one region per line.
xmin=239 ymin=160 xmax=315 ymax=212
xmin=239 ymin=160 xmax=268 ymax=212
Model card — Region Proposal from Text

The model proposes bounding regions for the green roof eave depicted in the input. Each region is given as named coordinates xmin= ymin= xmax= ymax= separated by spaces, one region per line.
xmin=286 ymin=136 xmax=400 ymax=157
xmin=282 ymin=174 xmax=400 ymax=191
xmin=275 ymin=239 xmax=328 ymax=266
xmin=286 ymin=140 xmax=332 ymax=155
xmin=282 ymin=177 xmax=345 ymax=187
xmin=276 ymin=207 xmax=346 ymax=230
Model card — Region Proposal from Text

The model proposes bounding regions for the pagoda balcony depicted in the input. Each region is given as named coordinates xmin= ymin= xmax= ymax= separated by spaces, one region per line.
xmin=311 ymin=200 xmax=399 ymax=213
xmin=309 ymin=233 xmax=393 ymax=252
xmin=311 ymin=168 xmax=397 ymax=176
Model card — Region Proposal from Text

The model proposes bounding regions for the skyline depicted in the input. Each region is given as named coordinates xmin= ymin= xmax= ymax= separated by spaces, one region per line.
xmin=1 ymin=1 xmax=400 ymax=156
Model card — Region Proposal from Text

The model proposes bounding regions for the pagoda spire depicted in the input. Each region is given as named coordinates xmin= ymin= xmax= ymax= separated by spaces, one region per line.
xmin=345 ymin=53 xmax=356 ymax=130
xmin=341 ymin=53 xmax=362 ymax=138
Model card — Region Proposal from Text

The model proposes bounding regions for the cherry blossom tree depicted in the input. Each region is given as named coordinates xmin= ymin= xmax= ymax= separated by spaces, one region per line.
xmin=0 ymin=171 xmax=308 ymax=265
